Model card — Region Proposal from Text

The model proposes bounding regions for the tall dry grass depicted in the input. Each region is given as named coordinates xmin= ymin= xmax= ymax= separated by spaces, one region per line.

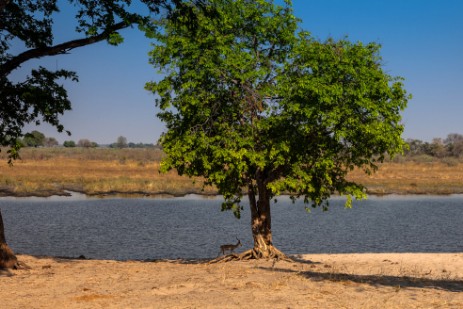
xmin=0 ymin=147 xmax=215 ymax=197
xmin=348 ymin=161 xmax=463 ymax=194
xmin=0 ymin=147 xmax=165 ymax=162
xmin=1 ymin=147 xmax=463 ymax=196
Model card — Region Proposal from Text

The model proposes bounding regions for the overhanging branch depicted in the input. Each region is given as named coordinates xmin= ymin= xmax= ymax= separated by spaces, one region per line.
xmin=1 ymin=21 xmax=130 ymax=77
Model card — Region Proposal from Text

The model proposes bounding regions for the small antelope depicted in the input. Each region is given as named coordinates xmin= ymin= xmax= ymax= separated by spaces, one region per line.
xmin=219 ymin=237 xmax=242 ymax=256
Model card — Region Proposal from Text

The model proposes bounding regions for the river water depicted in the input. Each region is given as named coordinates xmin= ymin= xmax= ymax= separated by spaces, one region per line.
xmin=1 ymin=194 xmax=462 ymax=260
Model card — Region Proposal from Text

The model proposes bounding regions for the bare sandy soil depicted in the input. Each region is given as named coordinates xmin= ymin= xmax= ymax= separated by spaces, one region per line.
xmin=1 ymin=253 xmax=462 ymax=308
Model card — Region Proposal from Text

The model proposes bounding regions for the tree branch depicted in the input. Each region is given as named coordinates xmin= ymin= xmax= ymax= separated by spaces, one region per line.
xmin=1 ymin=21 xmax=130 ymax=77
xmin=0 ymin=0 xmax=10 ymax=30
xmin=0 ymin=0 xmax=10 ymax=13
xmin=262 ymin=42 xmax=276 ymax=84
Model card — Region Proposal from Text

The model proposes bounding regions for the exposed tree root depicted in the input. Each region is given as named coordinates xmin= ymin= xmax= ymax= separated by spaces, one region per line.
xmin=0 ymin=244 xmax=30 ymax=270
xmin=0 ymin=243 xmax=19 ymax=270
xmin=209 ymin=247 xmax=293 ymax=264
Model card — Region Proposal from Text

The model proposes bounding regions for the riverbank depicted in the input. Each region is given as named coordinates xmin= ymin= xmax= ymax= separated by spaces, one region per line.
xmin=1 ymin=253 xmax=462 ymax=308
xmin=1 ymin=148 xmax=463 ymax=197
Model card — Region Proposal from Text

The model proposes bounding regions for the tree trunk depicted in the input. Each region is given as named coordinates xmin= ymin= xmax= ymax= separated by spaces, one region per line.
xmin=247 ymin=178 xmax=287 ymax=260
xmin=0 ymin=209 xmax=18 ymax=269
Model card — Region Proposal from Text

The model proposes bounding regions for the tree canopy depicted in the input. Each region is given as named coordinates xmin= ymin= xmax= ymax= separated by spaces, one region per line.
xmin=115 ymin=136 xmax=128 ymax=148
xmin=22 ymin=130 xmax=45 ymax=147
xmin=63 ymin=140 xmax=76 ymax=148
xmin=146 ymin=0 xmax=410 ymax=259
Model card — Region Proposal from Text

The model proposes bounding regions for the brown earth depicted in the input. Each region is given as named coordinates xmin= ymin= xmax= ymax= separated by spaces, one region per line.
xmin=1 ymin=253 xmax=462 ymax=308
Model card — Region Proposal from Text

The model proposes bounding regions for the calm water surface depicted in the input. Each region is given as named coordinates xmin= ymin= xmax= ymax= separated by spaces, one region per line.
xmin=1 ymin=194 xmax=462 ymax=260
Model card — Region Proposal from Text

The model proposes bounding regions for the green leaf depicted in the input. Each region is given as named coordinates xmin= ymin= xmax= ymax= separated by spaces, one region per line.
xmin=147 ymin=0 xmax=409 ymax=216
xmin=108 ymin=32 xmax=124 ymax=45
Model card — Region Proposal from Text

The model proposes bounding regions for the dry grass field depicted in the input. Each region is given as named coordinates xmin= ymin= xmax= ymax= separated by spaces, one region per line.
xmin=348 ymin=160 xmax=463 ymax=195
xmin=1 ymin=147 xmax=463 ymax=197
xmin=0 ymin=147 xmax=216 ymax=197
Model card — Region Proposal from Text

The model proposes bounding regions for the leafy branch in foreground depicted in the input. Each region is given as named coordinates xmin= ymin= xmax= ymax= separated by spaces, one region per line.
xmin=0 ymin=0 xmax=211 ymax=161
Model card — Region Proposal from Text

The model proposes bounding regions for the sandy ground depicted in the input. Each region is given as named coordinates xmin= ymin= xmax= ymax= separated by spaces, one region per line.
xmin=1 ymin=253 xmax=462 ymax=309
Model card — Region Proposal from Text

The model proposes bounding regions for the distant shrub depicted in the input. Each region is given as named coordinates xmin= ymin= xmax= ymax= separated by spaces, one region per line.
xmin=77 ymin=139 xmax=98 ymax=148
xmin=389 ymin=154 xmax=407 ymax=163
xmin=0 ymin=147 xmax=166 ymax=162
xmin=411 ymin=154 xmax=436 ymax=163
xmin=441 ymin=157 xmax=460 ymax=167
xmin=63 ymin=140 xmax=76 ymax=147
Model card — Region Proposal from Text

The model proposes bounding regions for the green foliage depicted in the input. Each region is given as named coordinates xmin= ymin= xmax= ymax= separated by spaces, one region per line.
xmin=63 ymin=140 xmax=76 ymax=148
xmin=147 ymin=0 xmax=409 ymax=214
xmin=0 ymin=68 xmax=76 ymax=158
xmin=0 ymin=0 xmax=146 ymax=160
xmin=22 ymin=130 xmax=46 ymax=147
xmin=0 ymin=0 xmax=208 ymax=162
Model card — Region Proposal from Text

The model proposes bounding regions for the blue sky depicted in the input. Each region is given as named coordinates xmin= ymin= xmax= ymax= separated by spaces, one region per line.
xmin=14 ymin=0 xmax=463 ymax=144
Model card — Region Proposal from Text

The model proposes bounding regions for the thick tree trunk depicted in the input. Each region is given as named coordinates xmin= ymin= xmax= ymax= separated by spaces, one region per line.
xmin=209 ymin=177 xmax=289 ymax=263
xmin=247 ymin=178 xmax=287 ymax=260
xmin=0 ymin=209 xmax=18 ymax=269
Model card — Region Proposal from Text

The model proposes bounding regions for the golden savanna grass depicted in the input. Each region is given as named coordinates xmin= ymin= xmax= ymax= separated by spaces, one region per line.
xmin=0 ymin=148 xmax=216 ymax=197
xmin=1 ymin=147 xmax=463 ymax=196
xmin=348 ymin=160 xmax=463 ymax=195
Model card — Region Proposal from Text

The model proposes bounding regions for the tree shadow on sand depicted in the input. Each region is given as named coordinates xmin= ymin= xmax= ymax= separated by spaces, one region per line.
xmin=10 ymin=254 xmax=463 ymax=293
xmin=260 ymin=262 xmax=463 ymax=293
xmin=299 ymin=271 xmax=463 ymax=292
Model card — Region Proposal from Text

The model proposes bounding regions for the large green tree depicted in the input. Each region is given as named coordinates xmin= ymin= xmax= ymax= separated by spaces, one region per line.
xmin=146 ymin=0 xmax=409 ymax=259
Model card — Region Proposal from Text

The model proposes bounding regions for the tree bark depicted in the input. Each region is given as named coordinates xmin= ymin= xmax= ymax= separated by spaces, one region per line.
xmin=247 ymin=177 xmax=286 ymax=259
xmin=209 ymin=179 xmax=290 ymax=264
xmin=0 ymin=209 xmax=18 ymax=269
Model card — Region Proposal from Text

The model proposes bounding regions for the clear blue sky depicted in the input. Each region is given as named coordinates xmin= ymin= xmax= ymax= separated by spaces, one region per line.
xmin=14 ymin=0 xmax=463 ymax=144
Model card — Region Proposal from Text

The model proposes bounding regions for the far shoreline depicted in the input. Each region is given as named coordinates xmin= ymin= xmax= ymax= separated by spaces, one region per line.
xmin=2 ymin=190 xmax=463 ymax=201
